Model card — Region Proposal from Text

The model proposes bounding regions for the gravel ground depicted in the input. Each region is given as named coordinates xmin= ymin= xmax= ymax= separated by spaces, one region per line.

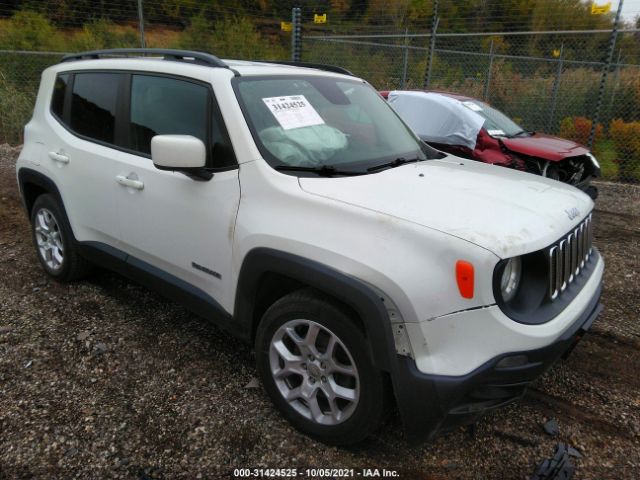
xmin=1 ymin=144 xmax=638 ymax=479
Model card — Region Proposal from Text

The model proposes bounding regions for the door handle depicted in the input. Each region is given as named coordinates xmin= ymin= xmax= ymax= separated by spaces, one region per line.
xmin=116 ymin=175 xmax=144 ymax=190
xmin=48 ymin=151 xmax=69 ymax=164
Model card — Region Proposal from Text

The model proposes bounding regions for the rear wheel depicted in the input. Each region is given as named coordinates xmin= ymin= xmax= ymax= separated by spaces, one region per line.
xmin=255 ymin=289 xmax=388 ymax=445
xmin=30 ymin=194 xmax=92 ymax=281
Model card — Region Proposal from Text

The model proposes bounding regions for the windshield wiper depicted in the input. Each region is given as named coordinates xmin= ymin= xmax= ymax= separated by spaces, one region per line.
xmin=510 ymin=130 xmax=534 ymax=138
xmin=275 ymin=165 xmax=364 ymax=177
xmin=367 ymin=157 xmax=422 ymax=173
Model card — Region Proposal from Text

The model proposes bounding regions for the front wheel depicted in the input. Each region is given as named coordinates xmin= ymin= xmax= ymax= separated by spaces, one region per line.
xmin=255 ymin=289 xmax=388 ymax=445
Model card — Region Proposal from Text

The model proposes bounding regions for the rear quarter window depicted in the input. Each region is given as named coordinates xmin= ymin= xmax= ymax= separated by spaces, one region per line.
xmin=70 ymin=73 xmax=120 ymax=144
xmin=51 ymin=74 xmax=69 ymax=119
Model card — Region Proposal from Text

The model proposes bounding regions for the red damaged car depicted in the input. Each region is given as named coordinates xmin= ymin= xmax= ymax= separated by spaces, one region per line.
xmin=381 ymin=90 xmax=600 ymax=199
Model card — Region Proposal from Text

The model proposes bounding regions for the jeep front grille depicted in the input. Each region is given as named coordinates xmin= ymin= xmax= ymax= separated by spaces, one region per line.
xmin=548 ymin=214 xmax=593 ymax=300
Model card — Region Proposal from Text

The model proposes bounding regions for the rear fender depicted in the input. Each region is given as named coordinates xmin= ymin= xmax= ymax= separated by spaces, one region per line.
xmin=17 ymin=168 xmax=67 ymax=220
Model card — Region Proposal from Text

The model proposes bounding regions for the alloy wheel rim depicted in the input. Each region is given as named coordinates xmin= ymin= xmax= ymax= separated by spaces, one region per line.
xmin=269 ymin=319 xmax=360 ymax=425
xmin=34 ymin=208 xmax=64 ymax=271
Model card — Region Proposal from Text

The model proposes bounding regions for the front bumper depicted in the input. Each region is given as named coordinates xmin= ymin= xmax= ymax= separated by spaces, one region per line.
xmin=575 ymin=176 xmax=598 ymax=200
xmin=392 ymin=277 xmax=603 ymax=442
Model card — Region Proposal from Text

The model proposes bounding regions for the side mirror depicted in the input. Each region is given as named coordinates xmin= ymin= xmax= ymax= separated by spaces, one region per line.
xmin=151 ymin=134 xmax=207 ymax=171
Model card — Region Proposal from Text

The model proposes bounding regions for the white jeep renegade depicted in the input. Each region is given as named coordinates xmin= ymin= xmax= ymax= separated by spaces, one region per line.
xmin=17 ymin=49 xmax=604 ymax=445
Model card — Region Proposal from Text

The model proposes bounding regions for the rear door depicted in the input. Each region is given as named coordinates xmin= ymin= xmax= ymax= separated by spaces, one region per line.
xmin=44 ymin=72 xmax=126 ymax=247
xmin=114 ymin=73 xmax=240 ymax=312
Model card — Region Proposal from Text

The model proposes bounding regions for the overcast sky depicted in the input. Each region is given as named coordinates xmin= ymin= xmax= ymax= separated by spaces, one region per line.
xmin=619 ymin=0 xmax=640 ymax=22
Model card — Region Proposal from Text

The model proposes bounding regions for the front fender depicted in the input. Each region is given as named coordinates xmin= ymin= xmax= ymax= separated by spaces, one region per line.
xmin=234 ymin=247 xmax=443 ymax=441
xmin=234 ymin=248 xmax=395 ymax=371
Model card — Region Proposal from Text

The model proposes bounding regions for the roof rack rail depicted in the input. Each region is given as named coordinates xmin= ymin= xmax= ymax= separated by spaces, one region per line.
xmin=60 ymin=48 xmax=229 ymax=69
xmin=254 ymin=60 xmax=353 ymax=76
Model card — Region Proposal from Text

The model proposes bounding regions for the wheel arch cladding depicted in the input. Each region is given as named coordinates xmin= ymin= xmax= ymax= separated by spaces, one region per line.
xmin=234 ymin=248 xmax=395 ymax=372
xmin=18 ymin=168 xmax=65 ymax=218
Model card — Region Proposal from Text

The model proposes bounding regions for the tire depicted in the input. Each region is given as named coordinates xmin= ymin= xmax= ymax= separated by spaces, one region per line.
xmin=30 ymin=194 xmax=92 ymax=281
xmin=255 ymin=289 xmax=388 ymax=445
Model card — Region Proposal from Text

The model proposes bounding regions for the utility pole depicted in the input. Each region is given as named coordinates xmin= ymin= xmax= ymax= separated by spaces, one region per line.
xmin=423 ymin=0 xmax=439 ymax=88
xmin=588 ymin=0 xmax=624 ymax=148
xmin=483 ymin=39 xmax=494 ymax=101
xmin=137 ymin=0 xmax=146 ymax=48
xmin=548 ymin=43 xmax=564 ymax=132
xmin=401 ymin=28 xmax=409 ymax=88
xmin=291 ymin=7 xmax=302 ymax=62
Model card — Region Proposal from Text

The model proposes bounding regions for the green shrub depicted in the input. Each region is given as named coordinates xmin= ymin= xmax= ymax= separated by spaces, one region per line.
xmin=593 ymin=139 xmax=619 ymax=179
xmin=609 ymin=118 xmax=640 ymax=182
xmin=558 ymin=116 xmax=603 ymax=149
xmin=0 ymin=71 xmax=35 ymax=144
xmin=177 ymin=15 xmax=214 ymax=51
xmin=0 ymin=50 xmax=61 ymax=92
xmin=213 ymin=18 xmax=285 ymax=60
xmin=0 ymin=10 xmax=62 ymax=51
xmin=177 ymin=16 xmax=286 ymax=60
xmin=70 ymin=19 xmax=139 ymax=51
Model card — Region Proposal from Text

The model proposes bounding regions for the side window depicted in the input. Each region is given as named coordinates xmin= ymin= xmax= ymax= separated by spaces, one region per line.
xmin=51 ymin=74 xmax=69 ymax=119
xmin=129 ymin=75 xmax=208 ymax=155
xmin=70 ymin=73 xmax=120 ymax=144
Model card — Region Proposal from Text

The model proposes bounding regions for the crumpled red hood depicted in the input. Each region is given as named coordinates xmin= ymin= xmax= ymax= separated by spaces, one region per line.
xmin=500 ymin=133 xmax=589 ymax=162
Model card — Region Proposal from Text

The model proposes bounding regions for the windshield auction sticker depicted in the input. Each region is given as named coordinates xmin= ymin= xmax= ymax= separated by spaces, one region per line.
xmin=262 ymin=95 xmax=325 ymax=130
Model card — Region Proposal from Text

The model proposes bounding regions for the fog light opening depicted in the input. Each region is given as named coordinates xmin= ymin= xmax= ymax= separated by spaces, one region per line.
xmin=496 ymin=354 xmax=528 ymax=369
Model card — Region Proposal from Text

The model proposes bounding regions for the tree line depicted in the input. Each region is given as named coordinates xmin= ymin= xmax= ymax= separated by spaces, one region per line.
xmin=1 ymin=1 xmax=634 ymax=31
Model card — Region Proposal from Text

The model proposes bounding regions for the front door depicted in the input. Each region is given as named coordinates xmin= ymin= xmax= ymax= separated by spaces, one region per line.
xmin=115 ymin=73 xmax=240 ymax=312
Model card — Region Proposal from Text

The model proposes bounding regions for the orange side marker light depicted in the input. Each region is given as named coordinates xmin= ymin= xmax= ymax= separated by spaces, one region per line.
xmin=456 ymin=260 xmax=474 ymax=299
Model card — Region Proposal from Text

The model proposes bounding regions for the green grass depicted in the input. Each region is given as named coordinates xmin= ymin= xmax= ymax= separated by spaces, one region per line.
xmin=0 ymin=72 xmax=36 ymax=144
xmin=594 ymin=139 xmax=619 ymax=180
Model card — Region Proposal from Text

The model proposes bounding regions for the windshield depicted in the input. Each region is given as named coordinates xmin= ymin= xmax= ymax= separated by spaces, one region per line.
xmin=463 ymin=100 xmax=524 ymax=137
xmin=234 ymin=76 xmax=429 ymax=172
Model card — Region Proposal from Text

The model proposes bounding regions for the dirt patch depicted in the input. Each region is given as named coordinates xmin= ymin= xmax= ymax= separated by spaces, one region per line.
xmin=1 ymin=145 xmax=639 ymax=479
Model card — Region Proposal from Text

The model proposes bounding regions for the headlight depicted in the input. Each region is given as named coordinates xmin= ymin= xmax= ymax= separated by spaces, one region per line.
xmin=587 ymin=152 xmax=600 ymax=169
xmin=500 ymin=257 xmax=522 ymax=302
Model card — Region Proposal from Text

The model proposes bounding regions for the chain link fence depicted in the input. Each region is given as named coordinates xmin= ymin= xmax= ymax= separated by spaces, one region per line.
xmin=1 ymin=1 xmax=639 ymax=182
xmin=0 ymin=50 xmax=63 ymax=145
xmin=0 ymin=0 xmax=292 ymax=145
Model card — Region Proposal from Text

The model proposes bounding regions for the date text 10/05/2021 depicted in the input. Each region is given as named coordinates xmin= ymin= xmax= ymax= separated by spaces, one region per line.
xmin=233 ymin=468 xmax=401 ymax=478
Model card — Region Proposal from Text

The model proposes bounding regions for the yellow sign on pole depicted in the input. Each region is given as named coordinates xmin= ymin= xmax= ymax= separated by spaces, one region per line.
xmin=314 ymin=13 xmax=327 ymax=24
xmin=281 ymin=21 xmax=292 ymax=32
xmin=552 ymin=49 xmax=561 ymax=58
xmin=591 ymin=2 xmax=611 ymax=14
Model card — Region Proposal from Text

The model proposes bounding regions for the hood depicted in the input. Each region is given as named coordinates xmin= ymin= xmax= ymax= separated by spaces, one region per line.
xmin=500 ymin=133 xmax=589 ymax=162
xmin=299 ymin=157 xmax=594 ymax=258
